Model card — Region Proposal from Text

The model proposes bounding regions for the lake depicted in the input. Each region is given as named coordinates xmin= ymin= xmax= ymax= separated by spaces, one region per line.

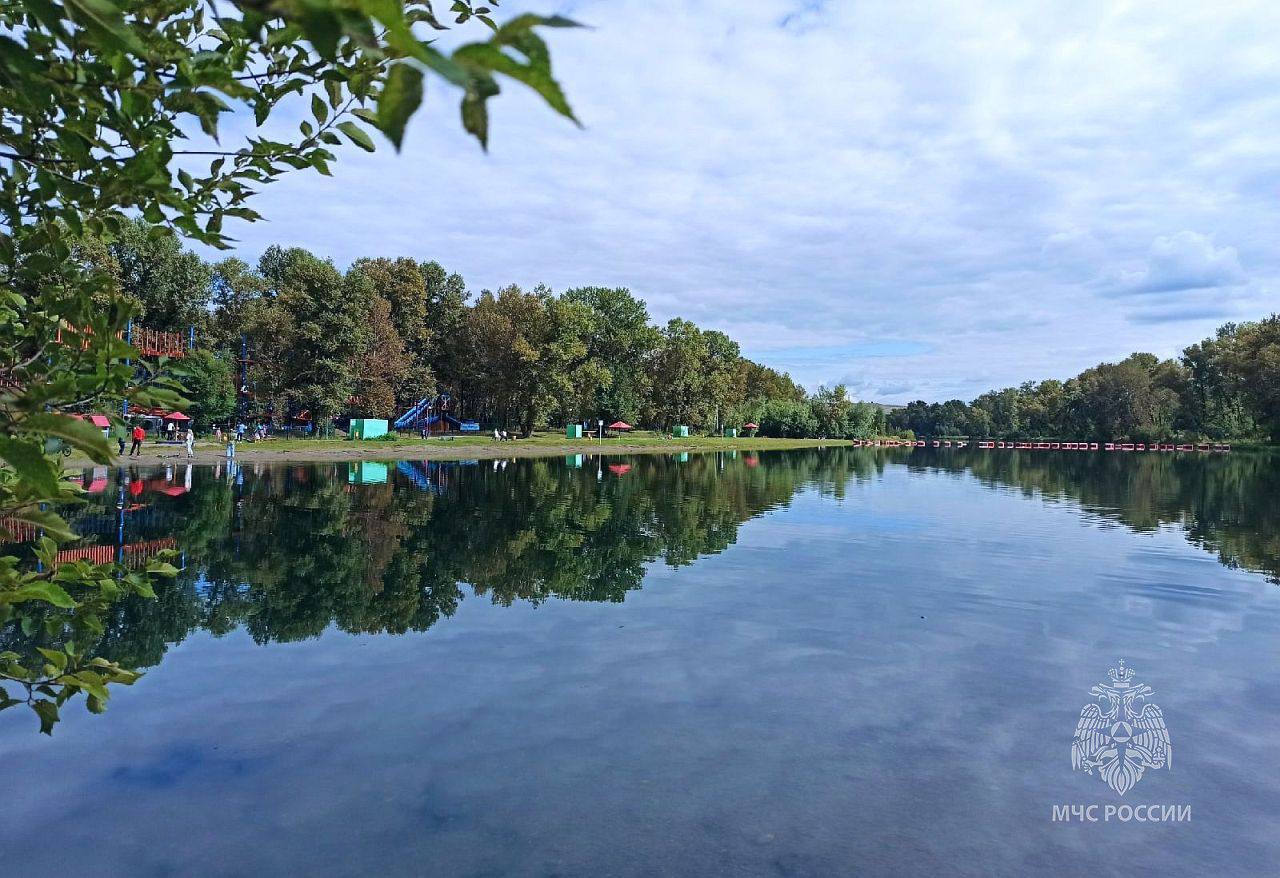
xmin=3 ymin=448 xmax=1279 ymax=877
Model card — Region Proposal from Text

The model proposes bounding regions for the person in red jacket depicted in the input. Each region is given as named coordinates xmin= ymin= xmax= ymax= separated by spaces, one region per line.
xmin=129 ymin=423 xmax=145 ymax=457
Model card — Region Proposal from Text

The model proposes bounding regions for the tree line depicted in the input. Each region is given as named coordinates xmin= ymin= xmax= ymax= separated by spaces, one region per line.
xmin=888 ymin=319 xmax=1280 ymax=442
xmin=85 ymin=221 xmax=1280 ymax=443
xmin=92 ymin=221 xmax=890 ymax=439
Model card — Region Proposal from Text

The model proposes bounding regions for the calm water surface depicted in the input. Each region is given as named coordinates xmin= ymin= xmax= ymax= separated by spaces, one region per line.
xmin=3 ymin=448 xmax=1280 ymax=877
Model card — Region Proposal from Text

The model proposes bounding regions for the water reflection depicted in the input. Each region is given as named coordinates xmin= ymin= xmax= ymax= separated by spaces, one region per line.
xmin=2 ymin=451 xmax=875 ymax=667
xmin=902 ymin=448 xmax=1280 ymax=585
xmin=5 ymin=449 xmax=1280 ymax=876
xmin=4 ymin=448 xmax=1279 ymax=676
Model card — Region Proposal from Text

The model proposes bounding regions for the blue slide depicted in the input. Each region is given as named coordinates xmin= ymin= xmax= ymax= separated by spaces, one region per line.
xmin=393 ymin=397 xmax=432 ymax=430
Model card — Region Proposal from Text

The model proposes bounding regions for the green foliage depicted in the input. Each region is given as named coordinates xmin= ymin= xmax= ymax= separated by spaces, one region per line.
xmin=0 ymin=542 xmax=174 ymax=733
xmin=116 ymin=234 xmax=883 ymax=440
xmin=752 ymin=398 xmax=819 ymax=438
xmin=0 ymin=0 xmax=582 ymax=731
xmin=0 ymin=0 xmax=582 ymax=253
xmin=888 ymin=318 xmax=1280 ymax=442
xmin=89 ymin=219 xmax=213 ymax=331
xmin=183 ymin=349 xmax=237 ymax=428
xmin=560 ymin=287 xmax=661 ymax=423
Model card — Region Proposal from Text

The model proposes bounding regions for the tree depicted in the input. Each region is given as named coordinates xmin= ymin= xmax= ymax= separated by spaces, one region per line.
xmin=1065 ymin=354 xmax=1181 ymax=441
xmin=259 ymin=247 xmax=371 ymax=423
xmin=1 ymin=0 xmax=582 ymax=730
xmin=464 ymin=284 xmax=585 ymax=436
xmin=756 ymin=398 xmax=818 ymax=438
xmin=354 ymin=294 xmax=411 ymax=419
xmin=95 ymin=220 xmax=213 ymax=332
xmin=702 ymin=330 xmax=743 ymax=433
xmin=810 ymin=385 xmax=853 ymax=438
xmin=1180 ymin=327 xmax=1256 ymax=439
xmin=561 ymin=287 xmax=660 ymax=422
xmin=183 ymin=349 xmax=237 ymax=429
xmin=1226 ymin=316 xmax=1280 ymax=439
xmin=649 ymin=318 xmax=711 ymax=429
xmin=208 ymin=257 xmax=270 ymax=351
xmin=847 ymin=401 xmax=886 ymax=439
xmin=347 ymin=258 xmax=438 ymax=410
xmin=971 ymin=388 xmax=1022 ymax=437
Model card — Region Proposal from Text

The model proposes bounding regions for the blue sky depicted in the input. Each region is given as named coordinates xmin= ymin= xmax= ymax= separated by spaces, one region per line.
xmin=209 ymin=0 xmax=1280 ymax=403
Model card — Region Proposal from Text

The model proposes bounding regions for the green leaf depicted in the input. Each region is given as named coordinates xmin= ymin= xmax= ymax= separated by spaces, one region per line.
xmin=16 ymin=412 xmax=113 ymax=463
xmin=337 ymin=121 xmax=376 ymax=152
xmin=0 ymin=436 xmax=61 ymax=497
xmin=461 ymin=91 xmax=489 ymax=149
xmin=31 ymin=699 xmax=59 ymax=735
xmin=36 ymin=647 xmax=67 ymax=672
xmin=376 ymin=64 xmax=424 ymax=150
xmin=311 ymin=92 xmax=328 ymax=125
xmin=63 ymin=0 xmax=145 ymax=54
xmin=454 ymin=41 xmax=578 ymax=124
xmin=325 ymin=78 xmax=344 ymax=108
xmin=4 ymin=581 xmax=77 ymax=609
xmin=295 ymin=1 xmax=342 ymax=58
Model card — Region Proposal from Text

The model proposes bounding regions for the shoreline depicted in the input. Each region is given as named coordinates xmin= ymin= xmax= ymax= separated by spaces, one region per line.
xmin=74 ymin=436 xmax=855 ymax=467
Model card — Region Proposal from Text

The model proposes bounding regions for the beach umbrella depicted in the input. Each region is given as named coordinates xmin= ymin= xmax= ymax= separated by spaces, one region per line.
xmin=608 ymin=421 xmax=633 ymax=431
xmin=607 ymin=463 xmax=632 ymax=475
xmin=166 ymin=411 xmax=191 ymax=421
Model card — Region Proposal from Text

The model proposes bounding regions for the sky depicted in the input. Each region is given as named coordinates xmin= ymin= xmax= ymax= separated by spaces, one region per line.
xmin=209 ymin=0 xmax=1280 ymax=404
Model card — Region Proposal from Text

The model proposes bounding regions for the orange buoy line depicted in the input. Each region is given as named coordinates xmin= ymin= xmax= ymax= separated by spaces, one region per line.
xmin=850 ymin=440 xmax=1230 ymax=453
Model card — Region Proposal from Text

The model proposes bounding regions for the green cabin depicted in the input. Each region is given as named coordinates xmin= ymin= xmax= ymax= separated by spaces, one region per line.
xmin=349 ymin=418 xmax=388 ymax=440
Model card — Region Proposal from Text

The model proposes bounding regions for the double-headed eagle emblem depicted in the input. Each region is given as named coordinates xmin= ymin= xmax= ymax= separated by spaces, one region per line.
xmin=1071 ymin=660 xmax=1171 ymax=796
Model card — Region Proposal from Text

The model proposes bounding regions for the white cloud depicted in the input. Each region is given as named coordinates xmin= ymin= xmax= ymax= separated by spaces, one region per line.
xmin=1113 ymin=231 xmax=1246 ymax=294
xmin=205 ymin=0 xmax=1280 ymax=402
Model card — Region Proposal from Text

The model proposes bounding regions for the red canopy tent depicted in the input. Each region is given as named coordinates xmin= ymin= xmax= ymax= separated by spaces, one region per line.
xmin=88 ymin=414 xmax=111 ymax=428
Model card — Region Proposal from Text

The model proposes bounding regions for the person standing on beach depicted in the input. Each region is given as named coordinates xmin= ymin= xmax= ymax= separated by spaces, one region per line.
xmin=130 ymin=423 xmax=145 ymax=456
xmin=184 ymin=426 xmax=195 ymax=459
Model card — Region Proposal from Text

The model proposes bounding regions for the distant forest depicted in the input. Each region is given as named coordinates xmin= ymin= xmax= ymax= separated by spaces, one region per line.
xmin=93 ymin=222 xmax=1278 ymax=441
xmin=887 ymin=319 xmax=1280 ymax=442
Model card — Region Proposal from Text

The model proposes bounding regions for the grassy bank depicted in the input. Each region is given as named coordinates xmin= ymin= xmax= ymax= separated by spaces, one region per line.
xmin=78 ymin=431 xmax=855 ymax=466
